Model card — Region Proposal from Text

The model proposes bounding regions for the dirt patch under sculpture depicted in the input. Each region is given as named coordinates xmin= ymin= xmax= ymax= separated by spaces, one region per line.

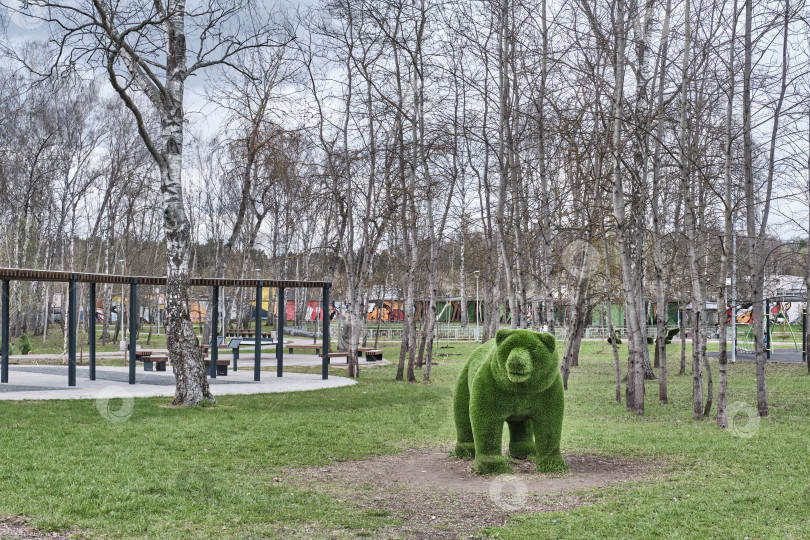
xmin=286 ymin=448 xmax=655 ymax=539
xmin=0 ymin=516 xmax=74 ymax=539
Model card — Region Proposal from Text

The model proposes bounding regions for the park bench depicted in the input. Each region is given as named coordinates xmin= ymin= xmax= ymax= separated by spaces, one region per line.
xmin=204 ymin=358 xmax=230 ymax=376
xmin=140 ymin=355 xmax=168 ymax=372
xmin=132 ymin=349 xmax=169 ymax=371
xmin=224 ymin=330 xmax=274 ymax=339
xmin=287 ymin=344 xmax=325 ymax=355
xmin=319 ymin=352 xmax=349 ymax=361
xmin=319 ymin=349 xmax=383 ymax=362
xmin=358 ymin=347 xmax=383 ymax=362
xmin=200 ymin=337 xmax=230 ymax=375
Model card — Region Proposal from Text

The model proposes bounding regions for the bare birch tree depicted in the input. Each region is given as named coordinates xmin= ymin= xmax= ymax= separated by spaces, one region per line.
xmin=6 ymin=0 xmax=282 ymax=404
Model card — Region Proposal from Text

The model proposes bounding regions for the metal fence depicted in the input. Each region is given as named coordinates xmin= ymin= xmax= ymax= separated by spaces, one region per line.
xmin=362 ymin=325 xmax=778 ymax=343
xmin=365 ymin=326 xmax=571 ymax=342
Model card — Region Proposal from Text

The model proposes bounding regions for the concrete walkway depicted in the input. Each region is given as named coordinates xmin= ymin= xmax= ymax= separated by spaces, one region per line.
xmin=4 ymin=352 xmax=388 ymax=371
xmin=0 ymin=364 xmax=357 ymax=401
xmin=0 ymin=337 xmax=393 ymax=401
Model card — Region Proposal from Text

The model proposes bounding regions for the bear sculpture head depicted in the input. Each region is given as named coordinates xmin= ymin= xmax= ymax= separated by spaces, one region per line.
xmin=491 ymin=329 xmax=559 ymax=391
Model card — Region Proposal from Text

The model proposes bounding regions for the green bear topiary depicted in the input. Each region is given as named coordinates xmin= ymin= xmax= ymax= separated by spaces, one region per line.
xmin=19 ymin=333 xmax=31 ymax=355
xmin=453 ymin=329 xmax=568 ymax=475
xmin=607 ymin=330 xmax=622 ymax=345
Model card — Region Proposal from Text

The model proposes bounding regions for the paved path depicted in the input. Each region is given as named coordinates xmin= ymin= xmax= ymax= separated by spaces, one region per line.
xmin=0 ymin=364 xmax=357 ymax=401
xmin=707 ymin=348 xmax=805 ymax=364
xmin=0 ymin=337 xmax=392 ymax=400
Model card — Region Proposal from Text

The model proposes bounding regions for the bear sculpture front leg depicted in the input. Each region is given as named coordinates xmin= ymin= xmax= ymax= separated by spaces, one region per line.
xmin=532 ymin=382 xmax=568 ymax=473
xmin=470 ymin=393 xmax=511 ymax=474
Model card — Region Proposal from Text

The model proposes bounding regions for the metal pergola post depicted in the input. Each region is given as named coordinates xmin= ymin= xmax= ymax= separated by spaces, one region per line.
xmin=277 ymin=286 xmax=284 ymax=377
xmin=322 ymin=284 xmax=330 ymax=379
xmin=211 ymin=285 xmax=219 ymax=379
xmin=68 ymin=274 xmax=77 ymax=387
xmin=0 ymin=268 xmax=332 ymax=387
xmin=255 ymin=281 xmax=262 ymax=381
xmin=129 ymin=278 xmax=138 ymax=384
xmin=1 ymin=280 xmax=9 ymax=383
xmin=89 ymin=282 xmax=96 ymax=381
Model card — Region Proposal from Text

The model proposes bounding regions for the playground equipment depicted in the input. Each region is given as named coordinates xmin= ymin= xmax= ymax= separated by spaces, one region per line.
xmin=766 ymin=299 xmax=798 ymax=358
xmin=734 ymin=297 xmax=806 ymax=362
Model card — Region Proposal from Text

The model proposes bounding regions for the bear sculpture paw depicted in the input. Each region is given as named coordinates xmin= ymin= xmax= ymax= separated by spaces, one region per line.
xmin=536 ymin=455 xmax=569 ymax=473
xmin=507 ymin=442 xmax=536 ymax=460
xmin=453 ymin=442 xmax=475 ymax=459
xmin=473 ymin=455 xmax=512 ymax=475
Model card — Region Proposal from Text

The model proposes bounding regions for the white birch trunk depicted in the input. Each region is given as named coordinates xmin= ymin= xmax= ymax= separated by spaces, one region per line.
xmin=608 ymin=0 xmax=644 ymax=414
xmin=718 ymin=0 xmax=739 ymax=429
xmin=159 ymin=2 xmax=213 ymax=405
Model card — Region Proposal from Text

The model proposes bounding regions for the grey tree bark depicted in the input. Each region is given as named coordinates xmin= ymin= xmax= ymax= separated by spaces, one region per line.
xmin=495 ymin=0 xmax=519 ymax=331
xmin=718 ymin=0 xmax=739 ymax=429
xmin=650 ymin=0 xmax=672 ymax=405
xmin=678 ymin=0 xmax=707 ymax=420
xmin=605 ymin=0 xmax=644 ymax=414
xmin=601 ymin=214 xmax=622 ymax=404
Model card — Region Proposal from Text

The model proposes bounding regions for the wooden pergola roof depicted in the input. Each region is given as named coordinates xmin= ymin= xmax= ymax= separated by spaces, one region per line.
xmin=0 ymin=268 xmax=329 ymax=288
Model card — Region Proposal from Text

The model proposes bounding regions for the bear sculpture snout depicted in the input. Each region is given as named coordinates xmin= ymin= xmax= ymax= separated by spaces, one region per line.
xmin=505 ymin=348 xmax=532 ymax=383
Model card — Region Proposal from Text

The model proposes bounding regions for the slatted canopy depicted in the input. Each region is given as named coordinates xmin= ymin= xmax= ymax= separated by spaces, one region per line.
xmin=0 ymin=268 xmax=332 ymax=387
xmin=0 ymin=268 xmax=329 ymax=288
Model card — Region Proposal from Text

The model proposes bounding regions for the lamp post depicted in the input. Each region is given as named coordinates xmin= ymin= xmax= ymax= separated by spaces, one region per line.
xmin=474 ymin=270 xmax=480 ymax=341
xmin=446 ymin=293 xmax=451 ymax=349
xmin=119 ymin=259 xmax=126 ymax=350
xmin=731 ymin=229 xmax=737 ymax=363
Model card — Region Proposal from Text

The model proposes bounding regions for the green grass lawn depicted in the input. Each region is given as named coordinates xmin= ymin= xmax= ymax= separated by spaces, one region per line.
xmin=13 ymin=324 xmax=172 ymax=355
xmin=1 ymin=340 xmax=808 ymax=538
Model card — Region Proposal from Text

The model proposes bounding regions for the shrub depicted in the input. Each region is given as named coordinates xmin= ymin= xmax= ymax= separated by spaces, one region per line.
xmin=19 ymin=333 xmax=32 ymax=355
xmin=646 ymin=328 xmax=681 ymax=345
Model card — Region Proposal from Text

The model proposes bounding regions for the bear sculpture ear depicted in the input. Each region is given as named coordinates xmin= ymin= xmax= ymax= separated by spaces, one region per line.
xmin=538 ymin=331 xmax=556 ymax=351
xmin=495 ymin=328 xmax=512 ymax=345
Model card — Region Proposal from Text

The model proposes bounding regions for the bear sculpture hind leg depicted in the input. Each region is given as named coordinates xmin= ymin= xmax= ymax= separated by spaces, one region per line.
xmin=452 ymin=363 xmax=475 ymax=458
xmin=507 ymin=419 xmax=535 ymax=460
xmin=532 ymin=381 xmax=569 ymax=473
